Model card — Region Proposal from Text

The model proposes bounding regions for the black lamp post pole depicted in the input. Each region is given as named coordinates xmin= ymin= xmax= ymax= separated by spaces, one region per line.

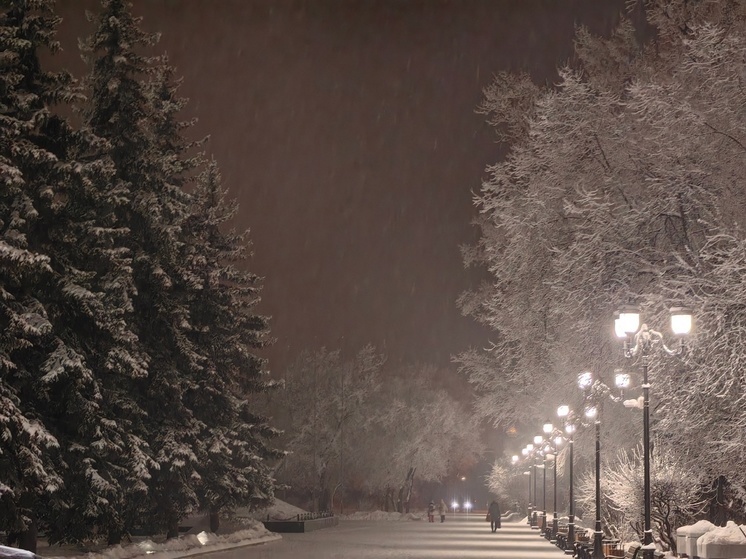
xmin=565 ymin=432 xmax=575 ymax=555
xmin=541 ymin=458 xmax=547 ymax=535
xmin=552 ymin=452 xmax=558 ymax=541
xmin=527 ymin=470 xmax=532 ymax=524
xmin=592 ymin=418 xmax=604 ymax=559
xmin=531 ymin=459 xmax=539 ymax=528
xmin=642 ymin=356 xmax=653 ymax=559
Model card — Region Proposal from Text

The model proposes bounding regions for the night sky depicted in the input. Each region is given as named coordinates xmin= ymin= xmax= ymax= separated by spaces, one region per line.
xmin=53 ymin=0 xmax=624 ymax=376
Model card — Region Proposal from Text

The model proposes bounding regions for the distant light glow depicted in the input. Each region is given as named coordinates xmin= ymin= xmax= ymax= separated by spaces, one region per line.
xmin=557 ymin=405 xmax=569 ymax=418
xmin=615 ymin=372 xmax=631 ymax=388
xmin=451 ymin=501 xmax=459 ymax=509
xmin=578 ymin=371 xmax=593 ymax=389
xmin=533 ymin=435 xmax=543 ymax=445
xmin=464 ymin=501 xmax=472 ymax=510
xmin=585 ymin=406 xmax=598 ymax=419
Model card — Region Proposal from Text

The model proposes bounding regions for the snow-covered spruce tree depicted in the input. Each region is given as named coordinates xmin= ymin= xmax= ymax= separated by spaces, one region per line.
xmin=0 ymin=3 xmax=62 ymax=548
xmin=182 ymin=161 xmax=283 ymax=531
xmin=80 ymin=0 xmax=204 ymax=539
xmin=1 ymin=0 xmax=155 ymax=548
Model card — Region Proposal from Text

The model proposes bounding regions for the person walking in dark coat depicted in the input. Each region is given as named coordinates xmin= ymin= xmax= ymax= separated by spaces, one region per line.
xmin=438 ymin=499 xmax=447 ymax=522
xmin=488 ymin=500 xmax=501 ymax=532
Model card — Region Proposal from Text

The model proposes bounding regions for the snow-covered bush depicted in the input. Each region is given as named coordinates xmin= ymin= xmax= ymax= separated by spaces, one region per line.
xmin=577 ymin=442 xmax=707 ymax=554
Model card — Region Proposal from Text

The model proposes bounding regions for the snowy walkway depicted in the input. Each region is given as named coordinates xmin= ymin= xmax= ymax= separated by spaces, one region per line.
xmin=202 ymin=516 xmax=569 ymax=559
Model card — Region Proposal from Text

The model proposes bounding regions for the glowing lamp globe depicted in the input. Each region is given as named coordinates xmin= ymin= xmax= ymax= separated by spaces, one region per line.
xmin=670 ymin=307 xmax=693 ymax=336
xmin=617 ymin=305 xmax=640 ymax=337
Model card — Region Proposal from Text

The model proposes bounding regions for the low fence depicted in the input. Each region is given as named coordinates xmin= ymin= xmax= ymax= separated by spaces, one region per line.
xmin=262 ymin=511 xmax=337 ymax=533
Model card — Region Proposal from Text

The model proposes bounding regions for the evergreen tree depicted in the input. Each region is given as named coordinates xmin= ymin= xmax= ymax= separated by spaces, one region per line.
xmin=81 ymin=0 xmax=203 ymax=539
xmin=0 ymin=5 xmax=67 ymax=544
xmin=0 ymin=0 xmax=153 ymax=548
xmin=82 ymin=0 xmax=282 ymax=538
xmin=183 ymin=162 xmax=282 ymax=531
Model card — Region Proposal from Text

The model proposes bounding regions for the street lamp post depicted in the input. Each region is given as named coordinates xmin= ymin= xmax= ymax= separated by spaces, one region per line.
xmin=615 ymin=306 xmax=692 ymax=559
xmin=522 ymin=446 xmax=533 ymax=525
xmin=526 ymin=443 xmax=539 ymax=529
xmin=590 ymin=405 xmax=603 ymax=559
xmin=558 ymin=405 xmax=577 ymax=555
xmin=523 ymin=469 xmax=531 ymax=521
xmin=550 ymin=435 xmax=562 ymax=542
xmin=543 ymin=419 xmax=562 ymax=542
xmin=579 ymin=367 xmax=632 ymax=559
xmin=542 ymin=454 xmax=547 ymax=536
xmin=534 ymin=434 xmax=546 ymax=534
xmin=578 ymin=371 xmax=605 ymax=559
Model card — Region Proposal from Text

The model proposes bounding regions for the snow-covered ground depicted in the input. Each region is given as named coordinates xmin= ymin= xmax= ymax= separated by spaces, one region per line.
xmin=39 ymin=501 xmax=427 ymax=559
xmin=32 ymin=504 xmax=712 ymax=559
xmin=40 ymin=501 xmax=307 ymax=559
xmin=341 ymin=510 xmax=423 ymax=521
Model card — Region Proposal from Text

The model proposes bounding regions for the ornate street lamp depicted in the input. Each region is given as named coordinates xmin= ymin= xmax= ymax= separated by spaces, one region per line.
xmin=578 ymin=367 xmax=633 ymax=559
xmin=558 ymin=404 xmax=577 ymax=555
xmin=548 ymin=434 xmax=563 ymax=543
xmin=584 ymin=401 xmax=604 ymax=559
xmin=615 ymin=305 xmax=692 ymax=559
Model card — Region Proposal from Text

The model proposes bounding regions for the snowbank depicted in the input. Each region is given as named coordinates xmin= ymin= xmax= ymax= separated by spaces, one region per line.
xmin=46 ymin=522 xmax=280 ymax=559
xmin=678 ymin=519 xmax=717 ymax=535
xmin=697 ymin=521 xmax=746 ymax=559
xmin=698 ymin=521 xmax=746 ymax=546
xmin=44 ymin=499 xmax=307 ymax=559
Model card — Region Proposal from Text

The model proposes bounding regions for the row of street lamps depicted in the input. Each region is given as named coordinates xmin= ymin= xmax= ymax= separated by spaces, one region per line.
xmin=511 ymin=306 xmax=692 ymax=559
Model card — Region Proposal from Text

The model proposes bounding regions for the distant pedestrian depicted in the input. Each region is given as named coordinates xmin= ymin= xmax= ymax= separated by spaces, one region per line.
xmin=488 ymin=500 xmax=501 ymax=532
xmin=427 ymin=500 xmax=435 ymax=522
xmin=438 ymin=499 xmax=447 ymax=522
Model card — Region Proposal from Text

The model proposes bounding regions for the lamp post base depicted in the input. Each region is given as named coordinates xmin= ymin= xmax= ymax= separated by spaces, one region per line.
xmin=592 ymin=525 xmax=604 ymax=559
xmin=551 ymin=513 xmax=558 ymax=542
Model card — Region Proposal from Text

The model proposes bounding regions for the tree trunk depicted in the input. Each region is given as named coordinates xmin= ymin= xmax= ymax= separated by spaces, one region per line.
xmin=18 ymin=518 xmax=37 ymax=553
xmin=166 ymin=512 xmax=180 ymax=539
xmin=403 ymin=467 xmax=416 ymax=514
xmin=209 ymin=509 xmax=220 ymax=533
xmin=709 ymin=475 xmax=728 ymax=527
xmin=107 ymin=528 xmax=123 ymax=546
xmin=319 ymin=486 xmax=331 ymax=512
